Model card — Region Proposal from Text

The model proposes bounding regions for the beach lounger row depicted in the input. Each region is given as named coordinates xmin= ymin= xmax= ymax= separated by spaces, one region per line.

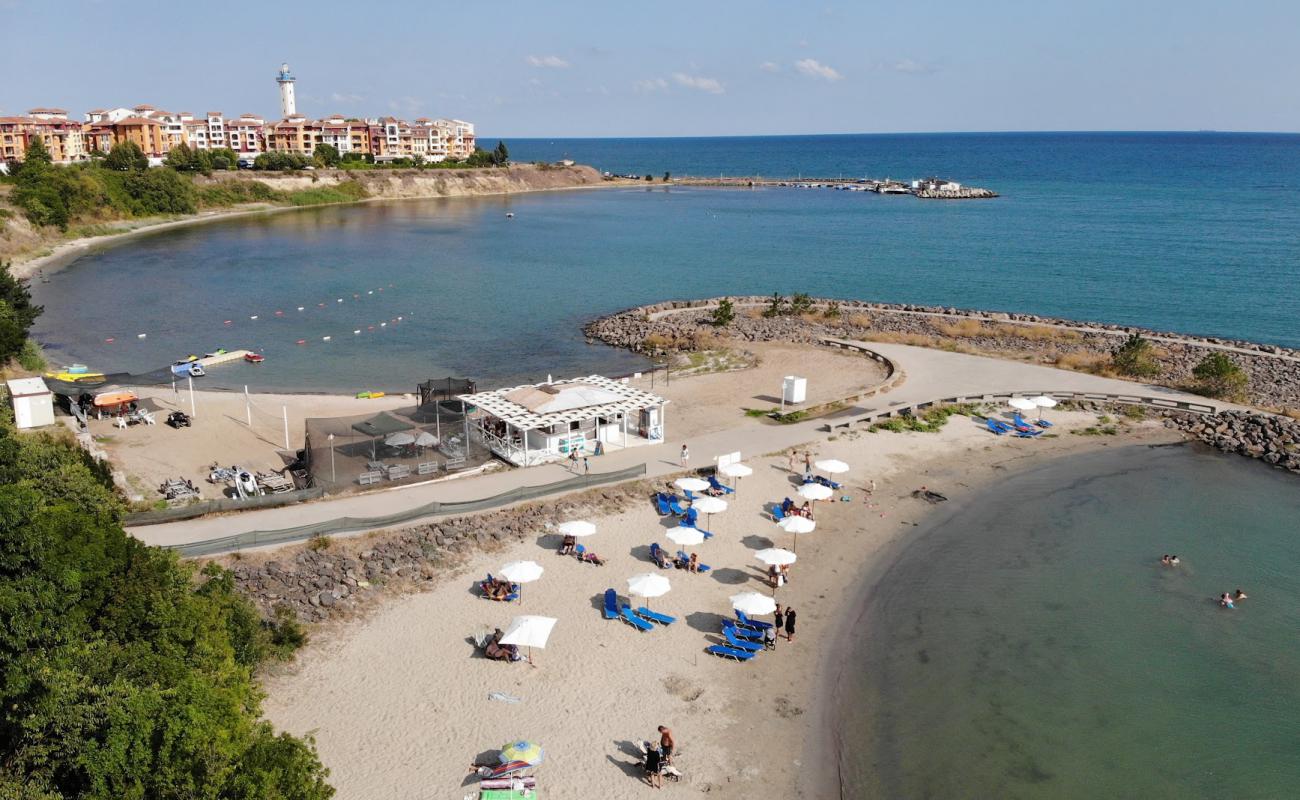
xmin=603 ymin=589 xmax=677 ymax=630
xmin=707 ymin=644 xmax=758 ymax=661
xmin=985 ymin=417 xmax=1042 ymax=438
xmin=804 ymin=475 xmax=842 ymax=490
xmin=1014 ymin=412 xmax=1053 ymax=429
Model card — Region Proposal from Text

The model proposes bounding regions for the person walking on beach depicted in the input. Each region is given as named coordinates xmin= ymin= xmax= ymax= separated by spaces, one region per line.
xmin=568 ymin=448 xmax=579 ymax=473
xmin=657 ymin=726 xmax=675 ymax=763
xmin=774 ymin=605 xmax=784 ymax=648
xmin=680 ymin=444 xmax=690 ymax=468
xmin=583 ymin=457 xmax=590 ymax=475
xmin=784 ymin=607 xmax=797 ymax=642
xmin=787 ymin=449 xmax=799 ymax=474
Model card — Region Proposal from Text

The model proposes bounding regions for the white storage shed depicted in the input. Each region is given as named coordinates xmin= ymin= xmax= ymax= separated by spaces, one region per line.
xmin=7 ymin=377 xmax=55 ymax=429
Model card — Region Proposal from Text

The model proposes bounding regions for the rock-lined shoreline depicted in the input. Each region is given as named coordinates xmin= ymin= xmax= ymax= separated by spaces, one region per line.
xmin=1166 ymin=410 xmax=1300 ymax=472
xmin=584 ymin=296 xmax=1300 ymax=410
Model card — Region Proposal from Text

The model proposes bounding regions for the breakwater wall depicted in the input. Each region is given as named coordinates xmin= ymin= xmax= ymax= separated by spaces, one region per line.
xmin=584 ymin=296 xmax=1300 ymax=410
xmin=1165 ymin=410 xmax=1300 ymax=473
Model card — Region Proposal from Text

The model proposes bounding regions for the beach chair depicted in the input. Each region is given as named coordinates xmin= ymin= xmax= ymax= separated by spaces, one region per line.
xmin=636 ymin=607 xmax=676 ymax=626
xmin=723 ymin=620 xmax=764 ymax=643
xmin=620 ymin=605 xmax=654 ymax=632
xmin=480 ymin=760 xmax=533 ymax=779
xmin=722 ymin=626 xmax=764 ymax=653
xmin=668 ymin=495 xmax=688 ymax=516
xmin=649 ymin=542 xmax=673 ymax=569
xmin=707 ymin=475 xmax=735 ymax=494
xmin=680 ymin=508 xmax=698 ymax=527
xmin=684 ymin=489 xmax=696 ymax=502
xmin=736 ymin=610 xmax=773 ymax=630
xmin=675 ymin=550 xmax=711 ymax=573
xmin=771 ymin=503 xmax=786 ymax=522
xmin=814 ymin=475 xmax=842 ymax=490
xmin=603 ymin=588 xmax=619 ymax=620
xmin=985 ymin=418 xmax=1009 ymax=436
xmin=654 ymin=492 xmax=673 ymax=516
xmin=707 ymin=644 xmax=758 ymax=662
xmin=481 ymin=573 xmax=519 ymax=602
xmin=1014 ymin=412 xmax=1052 ymax=430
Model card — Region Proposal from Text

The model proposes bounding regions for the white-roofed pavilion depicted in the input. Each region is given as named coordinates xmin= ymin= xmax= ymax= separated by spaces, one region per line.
xmin=460 ymin=375 xmax=667 ymax=466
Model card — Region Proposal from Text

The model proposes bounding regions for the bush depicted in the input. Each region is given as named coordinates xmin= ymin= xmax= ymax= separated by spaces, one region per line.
xmin=1191 ymin=352 xmax=1248 ymax=400
xmin=789 ymin=292 xmax=813 ymax=314
xmin=122 ymin=167 xmax=197 ymax=215
xmin=103 ymin=141 xmax=148 ymax=171
xmin=710 ymin=298 xmax=735 ymax=327
xmin=0 ymin=262 xmax=42 ymax=364
xmin=763 ymin=292 xmax=788 ymax=318
xmin=1111 ymin=333 xmax=1161 ymax=377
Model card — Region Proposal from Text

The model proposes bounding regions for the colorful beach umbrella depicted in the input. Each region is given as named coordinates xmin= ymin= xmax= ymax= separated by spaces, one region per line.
xmin=500 ymin=739 xmax=545 ymax=766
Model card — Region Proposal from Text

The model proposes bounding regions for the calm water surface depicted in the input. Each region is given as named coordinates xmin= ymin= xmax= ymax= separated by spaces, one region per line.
xmin=840 ymin=444 xmax=1300 ymax=799
xmin=31 ymin=133 xmax=1300 ymax=391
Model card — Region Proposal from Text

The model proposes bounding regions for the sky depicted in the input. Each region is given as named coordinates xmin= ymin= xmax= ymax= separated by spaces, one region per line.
xmin=3 ymin=0 xmax=1299 ymax=137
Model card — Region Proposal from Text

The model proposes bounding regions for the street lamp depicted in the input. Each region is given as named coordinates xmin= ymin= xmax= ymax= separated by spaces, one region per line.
xmin=327 ymin=433 xmax=336 ymax=484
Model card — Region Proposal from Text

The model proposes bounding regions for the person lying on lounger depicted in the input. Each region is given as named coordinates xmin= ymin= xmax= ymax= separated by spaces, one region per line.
xmin=577 ymin=548 xmax=606 ymax=565
xmin=687 ymin=553 xmax=700 ymax=573
xmin=488 ymin=579 xmax=513 ymax=601
xmin=559 ymin=533 xmax=576 ymax=556
xmin=652 ymin=547 xmax=671 ymax=569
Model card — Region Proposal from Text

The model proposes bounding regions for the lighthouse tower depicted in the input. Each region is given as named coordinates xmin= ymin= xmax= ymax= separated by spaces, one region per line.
xmin=276 ymin=63 xmax=297 ymax=118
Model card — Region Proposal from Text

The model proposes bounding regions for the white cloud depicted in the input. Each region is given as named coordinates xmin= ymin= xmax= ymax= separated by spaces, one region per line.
xmin=635 ymin=77 xmax=669 ymax=93
xmin=672 ymin=72 xmax=724 ymax=94
xmin=794 ymin=59 xmax=843 ymax=81
xmin=526 ymin=55 xmax=570 ymax=68
xmin=759 ymin=61 xmax=781 ymax=73
xmin=330 ymin=92 xmax=364 ymax=103
xmin=892 ymin=58 xmax=936 ymax=75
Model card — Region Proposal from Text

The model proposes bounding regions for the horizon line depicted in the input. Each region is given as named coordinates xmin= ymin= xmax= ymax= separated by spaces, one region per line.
xmin=481 ymin=129 xmax=1300 ymax=141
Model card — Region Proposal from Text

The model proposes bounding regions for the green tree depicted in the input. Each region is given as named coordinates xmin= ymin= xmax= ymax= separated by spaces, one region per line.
xmin=1111 ymin=333 xmax=1161 ymax=377
xmin=165 ymin=142 xmax=197 ymax=171
xmin=663 ymin=171 xmax=671 ymax=182
xmin=643 ymin=174 xmax=653 ymax=182
xmin=763 ymin=292 xmax=788 ymax=318
xmin=0 ymin=262 xmax=42 ymax=364
xmin=492 ymin=140 xmax=509 ymax=166
xmin=104 ymin=141 xmax=148 ymax=171
xmin=790 ymin=292 xmax=813 ymax=314
xmin=22 ymin=136 xmax=53 ymax=168
xmin=1191 ymin=352 xmax=1248 ymax=400
xmin=123 ymin=168 xmax=196 ymax=215
xmin=313 ymin=143 xmax=340 ymax=168
xmin=710 ymin=298 xmax=736 ymax=327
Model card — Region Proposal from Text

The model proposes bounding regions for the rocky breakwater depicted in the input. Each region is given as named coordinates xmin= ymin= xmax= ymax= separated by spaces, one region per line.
xmin=585 ymin=296 xmax=1300 ymax=410
xmin=1167 ymin=411 xmax=1300 ymax=474
xmin=220 ymin=479 xmax=657 ymax=623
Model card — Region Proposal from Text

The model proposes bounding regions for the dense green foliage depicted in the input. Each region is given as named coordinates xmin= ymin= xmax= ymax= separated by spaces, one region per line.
xmin=710 ymin=298 xmax=735 ymax=326
xmin=312 ymin=143 xmax=340 ymax=168
xmin=164 ymin=144 xmax=238 ymax=174
xmin=0 ymin=391 xmax=332 ymax=797
xmin=10 ymin=156 xmax=196 ymax=230
xmin=761 ymin=292 xmax=813 ymax=318
xmin=103 ymin=142 xmax=148 ymax=172
xmin=1111 ymin=332 xmax=1162 ymax=377
xmin=253 ymin=152 xmax=312 ymax=171
xmin=280 ymin=181 xmax=368 ymax=206
xmin=1191 ymin=352 xmax=1248 ymax=400
xmin=0 ymin=262 xmax=42 ymax=363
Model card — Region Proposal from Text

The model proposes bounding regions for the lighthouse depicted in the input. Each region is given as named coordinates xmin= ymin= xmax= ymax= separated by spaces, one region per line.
xmin=276 ymin=63 xmax=297 ymax=118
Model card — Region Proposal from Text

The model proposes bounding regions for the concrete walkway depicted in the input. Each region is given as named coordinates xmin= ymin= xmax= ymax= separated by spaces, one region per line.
xmin=130 ymin=341 xmax=1233 ymax=550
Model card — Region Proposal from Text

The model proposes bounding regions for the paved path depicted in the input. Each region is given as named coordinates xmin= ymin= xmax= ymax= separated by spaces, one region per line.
xmin=130 ymin=342 xmax=1235 ymax=550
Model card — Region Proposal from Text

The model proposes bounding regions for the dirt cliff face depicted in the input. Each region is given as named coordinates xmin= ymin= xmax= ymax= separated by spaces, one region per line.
xmin=196 ymin=163 xmax=610 ymax=197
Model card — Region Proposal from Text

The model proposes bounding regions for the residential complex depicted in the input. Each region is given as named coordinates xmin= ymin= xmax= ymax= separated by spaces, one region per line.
xmin=2 ymin=63 xmax=474 ymax=164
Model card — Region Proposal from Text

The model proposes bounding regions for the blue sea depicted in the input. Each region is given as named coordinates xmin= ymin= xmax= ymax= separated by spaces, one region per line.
xmin=31 ymin=132 xmax=1300 ymax=392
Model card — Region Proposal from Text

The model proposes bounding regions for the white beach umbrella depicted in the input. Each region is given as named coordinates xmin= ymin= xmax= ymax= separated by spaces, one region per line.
xmin=500 ymin=560 xmax=544 ymax=603
xmin=798 ymin=483 xmax=833 ymax=501
xmin=667 ymin=527 xmax=706 ymax=547
xmin=557 ymin=520 xmax=597 ymax=538
xmin=1031 ymin=395 xmax=1058 ymax=422
xmin=777 ymin=514 xmax=816 ymax=552
xmin=498 ymin=615 xmax=557 ymax=665
xmin=814 ymin=458 xmax=850 ymax=474
xmin=627 ymin=573 xmax=672 ymax=609
xmin=674 ymin=476 xmax=709 ymax=493
xmin=384 ymin=431 xmax=416 ymax=446
xmin=718 ymin=461 xmax=753 ymax=493
xmin=1009 ymin=396 xmax=1037 ymax=414
xmin=754 ymin=548 xmax=798 ymax=567
xmin=730 ymin=591 xmax=777 ymax=617
xmin=414 ymin=431 xmax=438 ymax=448
xmin=690 ymin=495 xmax=727 ymax=534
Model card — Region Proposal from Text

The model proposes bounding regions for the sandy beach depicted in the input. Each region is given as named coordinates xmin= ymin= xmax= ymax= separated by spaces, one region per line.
xmin=257 ymin=405 xmax=1178 ymax=799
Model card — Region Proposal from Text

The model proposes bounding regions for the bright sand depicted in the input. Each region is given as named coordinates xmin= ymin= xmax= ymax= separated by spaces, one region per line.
xmin=259 ymin=408 xmax=1177 ymax=799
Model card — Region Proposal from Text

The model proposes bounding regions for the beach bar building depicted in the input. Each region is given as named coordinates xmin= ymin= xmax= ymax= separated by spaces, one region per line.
xmin=461 ymin=375 xmax=667 ymax=467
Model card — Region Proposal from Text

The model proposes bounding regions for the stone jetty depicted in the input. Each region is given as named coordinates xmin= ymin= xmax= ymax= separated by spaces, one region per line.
xmin=1166 ymin=410 xmax=1300 ymax=473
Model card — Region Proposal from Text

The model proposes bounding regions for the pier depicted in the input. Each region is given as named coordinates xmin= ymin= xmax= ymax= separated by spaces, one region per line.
xmin=673 ymin=175 xmax=998 ymax=198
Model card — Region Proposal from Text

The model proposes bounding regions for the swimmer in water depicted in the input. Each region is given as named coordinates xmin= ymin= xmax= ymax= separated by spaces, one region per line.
xmin=1170 ymin=555 xmax=1180 ymax=565
xmin=1160 ymin=554 xmax=1172 ymax=566
xmin=1234 ymin=589 xmax=1247 ymax=601
xmin=1220 ymin=592 xmax=1235 ymax=609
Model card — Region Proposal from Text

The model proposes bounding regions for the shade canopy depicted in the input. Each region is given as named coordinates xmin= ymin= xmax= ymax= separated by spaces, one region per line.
xmin=754 ymin=548 xmax=798 ymax=567
xmin=350 ymin=411 xmax=412 ymax=437
xmin=797 ymin=483 xmax=833 ymax=501
xmin=498 ymin=616 xmax=557 ymax=649
xmin=777 ymin=516 xmax=816 ymax=534
xmin=557 ymin=520 xmax=596 ymax=537
xmin=690 ymin=496 xmax=728 ymax=515
xmin=460 ymin=374 xmax=666 ymax=432
xmin=500 ymin=740 xmax=545 ymax=766
xmin=667 ymin=528 xmax=706 ymax=546
xmin=384 ymin=431 xmax=416 ymax=446
xmin=627 ymin=573 xmax=672 ymax=599
xmin=1031 ymin=395 xmax=1059 ymax=409
xmin=500 ymin=560 xmax=545 ymax=584
xmin=674 ymin=477 xmax=709 ymax=492
xmin=730 ymin=591 xmax=777 ymax=616
xmin=1009 ymin=397 xmax=1038 ymax=411
xmin=814 ymin=458 xmax=850 ymax=474
xmin=718 ymin=462 xmax=753 ymax=478
xmin=414 ymin=431 xmax=439 ymax=447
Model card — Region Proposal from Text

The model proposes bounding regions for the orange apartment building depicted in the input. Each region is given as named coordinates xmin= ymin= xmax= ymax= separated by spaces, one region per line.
xmin=0 ymin=109 xmax=88 ymax=163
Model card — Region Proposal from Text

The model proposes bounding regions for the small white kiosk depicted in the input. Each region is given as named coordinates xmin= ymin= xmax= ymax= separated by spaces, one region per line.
xmin=7 ymin=377 xmax=55 ymax=430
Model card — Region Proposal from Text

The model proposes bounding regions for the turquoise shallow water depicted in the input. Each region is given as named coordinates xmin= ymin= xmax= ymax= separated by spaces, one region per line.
xmin=30 ymin=132 xmax=1300 ymax=391
xmin=840 ymin=444 xmax=1300 ymax=799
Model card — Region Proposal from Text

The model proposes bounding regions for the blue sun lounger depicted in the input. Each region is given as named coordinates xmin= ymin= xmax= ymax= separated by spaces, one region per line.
xmin=603 ymin=588 xmax=619 ymax=620
xmin=668 ymin=495 xmax=688 ymax=516
xmin=480 ymin=573 xmax=519 ymax=602
xmin=1014 ymin=412 xmax=1052 ymax=429
xmin=771 ymin=504 xmax=786 ymax=521
xmin=723 ymin=626 xmax=763 ymax=652
xmin=986 ymin=418 xmax=1009 ymax=436
xmin=723 ymin=620 xmax=764 ymax=643
xmin=654 ymin=492 xmax=673 ymax=516
xmin=620 ymin=605 xmax=654 ymax=632
xmin=649 ymin=542 xmax=673 ymax=569
xmin=636 ymin=607 xmax=676 ymax=625
xmin=707 ymin=644 xmax=757 ymax=661
xmin=736 ymin=610 xmax=773 ymax=630
xmin=707 ymin=475 xmax=734 ymax=494
xmin=675 ymin=550 xmax=712 ymax=572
